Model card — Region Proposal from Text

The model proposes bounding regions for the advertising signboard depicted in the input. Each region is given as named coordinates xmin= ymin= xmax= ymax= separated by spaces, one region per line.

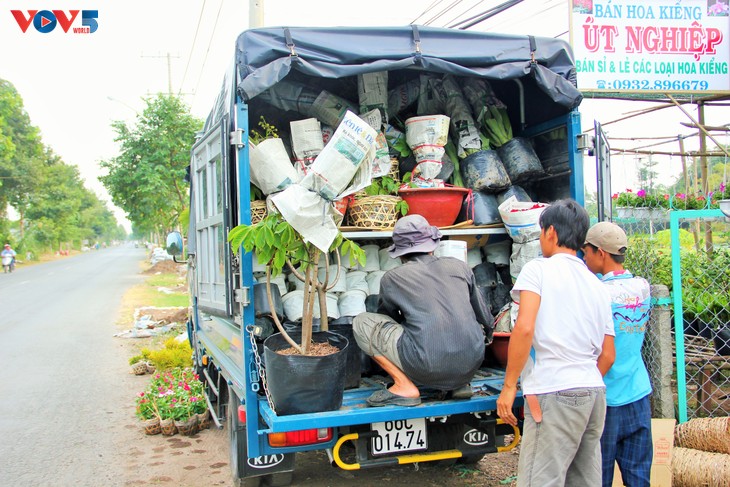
xmin=570 ymin=0 xmax=730 ymax=93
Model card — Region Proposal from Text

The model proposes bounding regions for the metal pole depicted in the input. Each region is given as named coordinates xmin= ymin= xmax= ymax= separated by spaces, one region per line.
xmin=698 ymin=102 xmax=714 ymax=255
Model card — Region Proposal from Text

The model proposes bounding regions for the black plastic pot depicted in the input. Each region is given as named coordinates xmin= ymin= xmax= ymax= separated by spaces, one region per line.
xmin=496 ymin=185 xmax=532 ymax=206
xmin=714 ymin=326 xmax=730 ymax=356
xmin=330 ymin=321 xmax=362 ymax=389
xmin=460 ymin=150 xmax=511 ymax=193
xmin=496 ymin=137 xmax=544 ymax=184
xmin=459 ymin=191 xmax=501 ymax=225
xmin=473 ymin=261 xmax=498 ymax=288
xmin=365 ymin=294 xmax=380 ymax=313
xmin=253 ymin=282 xmax=284 ymax=319
xmin=263 ymin=331 xmax=348 ymax=415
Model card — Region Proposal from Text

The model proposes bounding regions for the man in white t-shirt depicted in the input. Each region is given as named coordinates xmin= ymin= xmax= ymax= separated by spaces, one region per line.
xmin=497 ymin=199 xmax=615 ymax=487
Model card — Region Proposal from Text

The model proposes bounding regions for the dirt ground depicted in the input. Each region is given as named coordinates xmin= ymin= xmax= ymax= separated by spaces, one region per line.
xmin=121 ymin=343 xmax=519 ymax=487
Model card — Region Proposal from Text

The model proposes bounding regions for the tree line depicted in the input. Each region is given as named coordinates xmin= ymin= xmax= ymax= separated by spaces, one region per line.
xmin=100 ymin=93 xmax=201 ymax=243
xmin=0 ymin=79 xmax=126 ymax=257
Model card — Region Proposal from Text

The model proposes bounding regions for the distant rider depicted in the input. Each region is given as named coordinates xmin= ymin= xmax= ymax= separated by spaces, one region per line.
xmin=2 ymin=243 xmax=17 ymax=272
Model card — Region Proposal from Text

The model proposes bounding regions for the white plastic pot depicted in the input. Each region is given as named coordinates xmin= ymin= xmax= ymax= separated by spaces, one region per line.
xmin=318 ymin=265 xmax=347 ymax=293
xmin=378 ymin=248 xmax=401 ymax=271
xmin=337 ymin=289 xmax=367 ymax=317
xmin=361 ymin=244 xmax=381 ymax=272
xmin=345 ymin=271 xmax=369 ymax=294
xmin=366 ymin=270 xmax=386 ymax=295
xmin=256 ymin=274 xmax=287 ymax=297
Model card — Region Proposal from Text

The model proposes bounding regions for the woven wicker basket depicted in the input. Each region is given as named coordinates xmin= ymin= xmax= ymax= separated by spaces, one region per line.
xmin=250 ymin=200 xmax=268 ymax=224
xmin=348 ymin=195 xmax=401 ymax=228
xmin=388 ymin=157 xmax=400 ymax=180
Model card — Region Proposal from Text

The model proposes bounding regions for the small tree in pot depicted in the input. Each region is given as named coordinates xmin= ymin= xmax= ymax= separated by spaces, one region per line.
xmin=228 ymin=213 xmax=365 ymax=354
xmin=228 ymin=212 xmax=366 ymax=415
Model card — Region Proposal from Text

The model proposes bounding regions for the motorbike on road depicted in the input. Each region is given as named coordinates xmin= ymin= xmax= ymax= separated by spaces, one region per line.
xmin=2 ymin=255 xmax=14 ymax=273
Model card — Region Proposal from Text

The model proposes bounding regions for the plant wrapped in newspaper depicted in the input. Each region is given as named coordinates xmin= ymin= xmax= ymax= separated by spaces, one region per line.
xmin=404 ymin=114 xmax=450 ymax=182
xmin=273 ymin=110 xmax=377 ymax=252
xmin=361 ymin=109 xmax=392 ymax=178
xmin=290 ymin=118 xmax=324 ymax=178
xmin=248 ymin=117 xmax=299 ymax=195
xmin=441 ymin=75 xmax=482 ymax=159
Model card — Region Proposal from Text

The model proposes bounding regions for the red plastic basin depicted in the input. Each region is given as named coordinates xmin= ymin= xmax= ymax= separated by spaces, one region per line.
xmin=398 ymin=187 xmax=470 ymax=227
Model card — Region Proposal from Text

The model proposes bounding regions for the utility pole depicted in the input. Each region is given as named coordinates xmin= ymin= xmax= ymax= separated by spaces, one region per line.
xmin=141 ymin=52 xmax=179 ymax=95
xmin=250 ymin=0 xmax=264 ymax=28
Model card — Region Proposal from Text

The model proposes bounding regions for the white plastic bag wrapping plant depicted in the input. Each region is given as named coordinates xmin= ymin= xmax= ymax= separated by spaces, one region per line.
xmin=461 ymin=77 xmax=507 ymax=129
xmin=290 ymin=118 xmax=324 ymax=178
xmin=249 ymin=138 xmax=298 ymax=195
xmin=405 ymin=114 xmax=450 ymax=181
xmin=497 ymin=196 xmax=549 ymax=243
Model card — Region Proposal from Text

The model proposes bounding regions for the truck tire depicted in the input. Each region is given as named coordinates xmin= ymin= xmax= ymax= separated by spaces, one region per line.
xmin=228 ymin=393 xmax=262 ymax=487
xmin=456 ymin=453 xmax=486 ymax=465
xmin=227 ymin=393 xmax=294 ymax=487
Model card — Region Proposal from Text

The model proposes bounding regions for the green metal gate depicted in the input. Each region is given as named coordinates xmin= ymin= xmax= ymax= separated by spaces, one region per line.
xmin=669 ymin=209 xmax=730 ymax=423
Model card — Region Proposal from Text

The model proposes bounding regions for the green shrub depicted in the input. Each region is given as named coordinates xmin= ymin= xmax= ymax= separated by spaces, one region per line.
xmin=144 ymin=337 xmax=192 ymax=370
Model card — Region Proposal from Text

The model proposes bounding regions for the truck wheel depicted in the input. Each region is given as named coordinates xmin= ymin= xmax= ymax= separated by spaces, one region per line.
xmin=228 ymin=393 xmax=262 ymax=487
xmin=457 ymin=453 xmax=485 ymax=465
xmin=265 ymin=472 xmax=293 ymax=486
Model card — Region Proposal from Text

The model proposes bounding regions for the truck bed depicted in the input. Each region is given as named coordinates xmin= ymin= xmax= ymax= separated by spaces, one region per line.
xmin=257 ymin=367 xmax=523 ymax=432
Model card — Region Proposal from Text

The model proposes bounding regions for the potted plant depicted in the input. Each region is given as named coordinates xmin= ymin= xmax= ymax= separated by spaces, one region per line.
xmin=614 ymin=189 xmax=670 ymax=220
xmin=135 ymin=391 xmax=161 ymax=435
xmin=228 ymin=213 xmax=366 ymax=415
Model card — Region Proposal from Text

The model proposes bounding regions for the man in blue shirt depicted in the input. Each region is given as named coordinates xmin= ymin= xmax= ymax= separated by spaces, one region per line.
xmin=583 ymin=222 xmax=653 ymax=487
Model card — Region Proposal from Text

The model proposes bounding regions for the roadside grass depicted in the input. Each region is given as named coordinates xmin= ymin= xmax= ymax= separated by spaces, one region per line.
xmin=117 ymin=261 xmax=190 ymax=364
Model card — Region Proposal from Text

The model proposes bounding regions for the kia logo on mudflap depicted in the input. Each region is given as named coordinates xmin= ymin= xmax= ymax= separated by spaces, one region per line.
xmin=247 ymin=454 xmax=284 ymax=469
xmin=463 ymin=429 xmax=489 ymax=446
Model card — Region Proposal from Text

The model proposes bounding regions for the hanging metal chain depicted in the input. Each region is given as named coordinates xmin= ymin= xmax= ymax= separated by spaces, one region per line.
xmin=246 ymin=325 xmax=276 ymax=413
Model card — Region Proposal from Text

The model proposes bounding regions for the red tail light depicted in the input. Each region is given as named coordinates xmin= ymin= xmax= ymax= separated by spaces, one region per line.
xmin=268 ymin=428 xmax=333 ymax=447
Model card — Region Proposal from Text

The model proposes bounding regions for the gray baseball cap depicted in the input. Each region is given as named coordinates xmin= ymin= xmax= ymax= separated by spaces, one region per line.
xmin=387 ymin=215 xmax=442 ymax=258
xmin=585 ymin=221 xmax=628 ymax=255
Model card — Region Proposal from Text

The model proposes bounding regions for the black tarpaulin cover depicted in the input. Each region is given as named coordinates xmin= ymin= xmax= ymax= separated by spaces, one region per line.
xmin=233 ymin=25 xmax=581 ymax=109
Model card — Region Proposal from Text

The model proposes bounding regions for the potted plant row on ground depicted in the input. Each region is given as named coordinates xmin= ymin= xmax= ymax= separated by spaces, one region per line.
xmin=135 ymin=368 xmax=211 ymax=436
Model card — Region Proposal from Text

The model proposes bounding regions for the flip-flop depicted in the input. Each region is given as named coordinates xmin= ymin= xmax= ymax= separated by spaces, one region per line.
xmin=366 ymin=389 xmax=421 ymax=407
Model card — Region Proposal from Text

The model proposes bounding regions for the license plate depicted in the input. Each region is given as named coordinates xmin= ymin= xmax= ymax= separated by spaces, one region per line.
xmin=370 ymin=418 xmax=427 ymax=455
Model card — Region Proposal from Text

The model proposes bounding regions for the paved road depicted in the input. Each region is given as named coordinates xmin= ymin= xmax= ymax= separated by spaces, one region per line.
xmin=0 ymin=245 xmax=146 ymax=486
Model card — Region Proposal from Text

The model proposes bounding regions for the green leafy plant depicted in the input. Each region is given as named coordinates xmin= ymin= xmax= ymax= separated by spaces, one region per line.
xmin=228 ymin=213 xmax=366 ymax=355
xmin=363 ymin=176 xmax=409 ymax=216
xmin=249 ymin=116 xmax=279 ymax=145
xmin=482 ymin=106 xmax=513 ymax=148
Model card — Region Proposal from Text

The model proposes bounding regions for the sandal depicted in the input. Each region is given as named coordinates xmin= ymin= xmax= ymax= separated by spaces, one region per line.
xmin=366 ymin=389 xmax=421 ymax=407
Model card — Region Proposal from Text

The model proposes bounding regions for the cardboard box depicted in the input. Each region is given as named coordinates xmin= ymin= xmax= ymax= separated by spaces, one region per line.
xmin=612 ymin=418 xmax=676 ymax=487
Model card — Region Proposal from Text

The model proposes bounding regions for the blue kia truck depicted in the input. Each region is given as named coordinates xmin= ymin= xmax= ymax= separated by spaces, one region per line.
xmin=175 ymin=25 xmax=590 ymax=486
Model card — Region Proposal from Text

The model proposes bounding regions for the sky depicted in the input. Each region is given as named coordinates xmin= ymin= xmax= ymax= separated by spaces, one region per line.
xmin=1 ymin=0 xmax=728 ymax=232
